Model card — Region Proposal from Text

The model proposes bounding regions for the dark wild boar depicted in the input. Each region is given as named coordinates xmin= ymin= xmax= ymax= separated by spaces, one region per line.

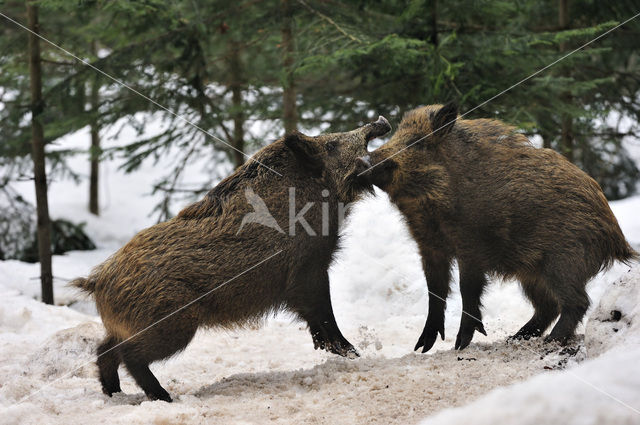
xmin=356 ymin=103 xmax=636 ymax=352
xmin=72 ymin=116 xmax=391 ymax=402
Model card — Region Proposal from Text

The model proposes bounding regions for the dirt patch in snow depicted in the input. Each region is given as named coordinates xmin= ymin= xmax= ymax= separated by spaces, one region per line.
xmin=186 ymin=341 xmax=575 ymax=425
xmin=1 ymin=323 xmax=582 ymax=425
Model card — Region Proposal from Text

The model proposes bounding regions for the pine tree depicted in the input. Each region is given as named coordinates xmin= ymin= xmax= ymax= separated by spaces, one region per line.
xmin=26 ymin=0 xmax=54 ymax=304
xmin=2 ymin=0 xmax=639 ymax=221
xmin=292 ymin=0 xmax=640 ymax=198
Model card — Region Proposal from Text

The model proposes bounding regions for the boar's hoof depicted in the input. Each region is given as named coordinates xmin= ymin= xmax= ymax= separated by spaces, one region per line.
xmin=150 ymin=392 xmax=173 ymax=403
xmin=508 ymin=334 xmax=529 ymax=342
xmin=543 ymin=334 xmax=572 ymax=346
xmin=454 ymin=332 xmax=473 ymax=351
xmin=455 ymin=319 xmax=486 ymax=350
xmin=414 ymin=320 xmax=445 ymax=353
xmin=102 ymin=388 xmax=122 ymax=397
xmin=339 ymin=344 xmax=360 ymax=359
xmin=145 ymin=389 xmax=173 ymax=403
xmin=415 ymin=334 xmax=437 ymax=354
xmin=510 ymin=326 xmax=543 ymax=341
xmin=312 ymin=333 xmax=359 ymax=358
xmin=328 ymin=341 xmax=360 ymax=358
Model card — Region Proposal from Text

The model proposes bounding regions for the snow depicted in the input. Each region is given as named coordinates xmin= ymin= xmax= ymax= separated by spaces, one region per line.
xmin=0 ymin=121 xmax=639 ymax=424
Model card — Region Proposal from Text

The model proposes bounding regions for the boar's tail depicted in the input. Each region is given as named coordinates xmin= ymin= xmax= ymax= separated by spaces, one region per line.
xmin=69 ymin=277 xmax=96 ymax=294
xmin=620 ymin=244 xmax=639 ymax=265
xmin=611 ymin=238 xmax=639 ymax=268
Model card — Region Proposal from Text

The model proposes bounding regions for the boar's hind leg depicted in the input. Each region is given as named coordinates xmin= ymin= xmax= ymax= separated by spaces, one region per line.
xmin=119 ymin=313 xmax=199 ymax=402
xmin=288 ymin=270 xmax=358 ymax=358
xmin=455 ymin=262 xmax=488 ymax=351
xmin=545 ymin=277 xmax=589 ymax=345
xmin=512 ymin=277 xmax=559 ymax=340
xmin=415 ymin=256 xmax=451 ymax=353
xmin=120 ymin=349 xmax=172 ymax=402
xmin=97 ymin=335 xmax=122 ymax=396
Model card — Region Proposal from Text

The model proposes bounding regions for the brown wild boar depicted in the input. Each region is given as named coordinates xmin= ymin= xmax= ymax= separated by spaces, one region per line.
xmin=356 ymin=103 xmax=636 ymax=352
xmin=72 ymin=116 xmax=391 ymax=402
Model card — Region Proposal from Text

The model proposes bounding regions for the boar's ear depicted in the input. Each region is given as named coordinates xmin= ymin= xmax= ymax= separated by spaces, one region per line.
xmin=432 ymin=102 xmax=458 ymax=137
xmin=284 ymin=132 xmax=323 ymax=177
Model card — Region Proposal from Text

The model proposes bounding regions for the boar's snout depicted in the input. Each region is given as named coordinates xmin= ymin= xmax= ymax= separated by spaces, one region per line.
xmin=362 ymin=116 xmax=391 ymax=142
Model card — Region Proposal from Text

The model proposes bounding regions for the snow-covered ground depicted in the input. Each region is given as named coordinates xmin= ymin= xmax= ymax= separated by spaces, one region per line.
xmin=1 ymin=122 xmax=639 ymax=424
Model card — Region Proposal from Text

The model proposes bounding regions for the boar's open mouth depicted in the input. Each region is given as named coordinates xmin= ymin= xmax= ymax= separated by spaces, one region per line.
xmin=343 ymin=163 xmax=375 ymax=198
xmin=353 ymin=155 xmax=396 ymax=190
xmin=345 ymin=115 xmax=389 ymax=195
xmin=355 ymin=155 xmax=372 ymax=175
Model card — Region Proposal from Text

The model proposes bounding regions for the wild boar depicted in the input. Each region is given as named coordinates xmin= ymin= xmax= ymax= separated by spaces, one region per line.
xmin=72 ymin=116 xmax=391 ymax=402
xmin=356 ymin=103 xmax=636 ymax=352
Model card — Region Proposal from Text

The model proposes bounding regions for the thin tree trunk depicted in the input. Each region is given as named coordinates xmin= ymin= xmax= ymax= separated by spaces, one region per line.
xmin=558 ymin=0 xmax=574 ymax=161
xmin=229 ymin=43 xmax=245 ymax=168
xmin=281 ymin=0 xmax=297 ymax=133
xmin=26 ymin=1 xmax=53 ymax=305
xmin=541 ymin=130 xmax=552 ymax=149
xmin=560 ymin=112 xmax=573 ymax=160
xmin=430 ymin=0 xmax=438 ymax=46
xmin=89 ymin=43 xmax=100 ymax=215
xmin=558 ymin=0 xmax=569 ymax=35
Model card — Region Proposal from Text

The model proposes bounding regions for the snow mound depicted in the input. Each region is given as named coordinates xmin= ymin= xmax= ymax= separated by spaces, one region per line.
xmin=26 ymin=321 xmax=102 ymax=380
xmin=585 ymin=266 xmax=640 ymax=357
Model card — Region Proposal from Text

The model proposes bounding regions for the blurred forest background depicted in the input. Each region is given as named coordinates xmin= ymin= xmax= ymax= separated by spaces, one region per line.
xmin=1 ymin=0 xmax=639 ymax=303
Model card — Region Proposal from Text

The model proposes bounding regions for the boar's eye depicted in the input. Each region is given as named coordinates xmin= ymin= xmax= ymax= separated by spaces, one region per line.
xmin=325 ymin=140 xmax=338 ymax=153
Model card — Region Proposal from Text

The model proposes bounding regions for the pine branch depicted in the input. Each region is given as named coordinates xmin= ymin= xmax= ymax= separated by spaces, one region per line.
xmin=296 ymin=0 xmax=362 ymax=43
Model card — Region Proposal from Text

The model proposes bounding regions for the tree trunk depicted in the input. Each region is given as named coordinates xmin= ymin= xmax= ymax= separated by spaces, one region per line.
xmin=558 ymin=0 xmax=569 ymax=34
xmin=558 ymin=0 xmax=574 ymax=162
xmin=89 ymin=42 xmax=100 ymax=215
xmin=26 ymin=2 xmax=53 ymax=305
xmin=541 ymin=129 xmax=552 ymax=149
xmin=229 ymin=43 xmax=245 ymax=168
xmin=560 ymin=112 xmax=573 ymax=160
xmin=281 ymin=0 xmax=297 ymax=133
xmin=430 ymin=0 xmax=438 ymax=46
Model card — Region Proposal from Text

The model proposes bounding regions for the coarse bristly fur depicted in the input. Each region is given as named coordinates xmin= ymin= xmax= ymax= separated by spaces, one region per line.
xmin=71 ymin=116 xmax=391 ymax=402
xmin=356 ymin=103 xmax=637 ymax=353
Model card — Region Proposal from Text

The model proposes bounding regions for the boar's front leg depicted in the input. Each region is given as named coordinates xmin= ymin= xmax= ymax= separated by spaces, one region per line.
xmin=288 ymin=269 xmax=358 ymax=358
xmin=455 ymin=261 xmax=488 ymax=350
xmin=415 ymin=255 xmax=452 ymax=353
